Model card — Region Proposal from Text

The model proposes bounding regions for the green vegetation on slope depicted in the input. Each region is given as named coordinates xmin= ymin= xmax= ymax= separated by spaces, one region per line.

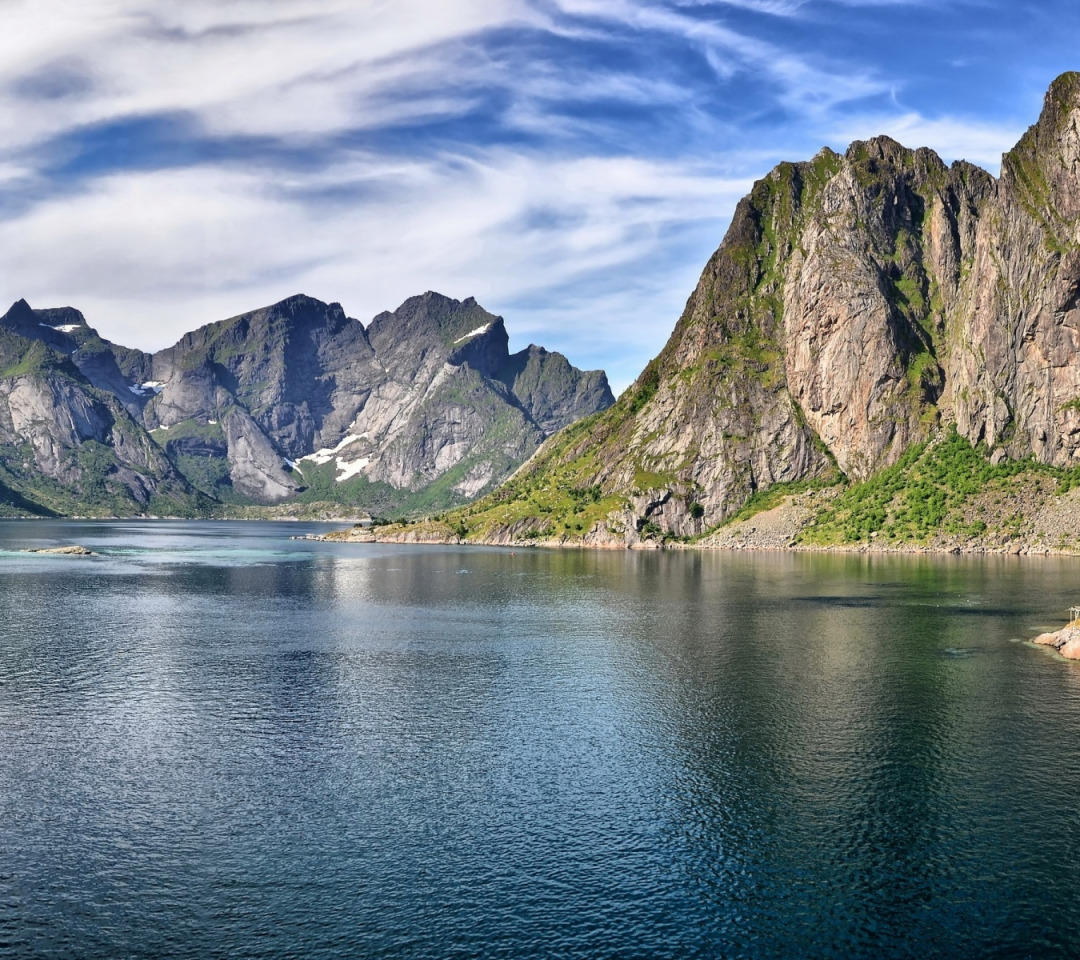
xmin=399 ymin=410 xmax=625 ymax=541
xmin=798 ymin=427 xmax=1080 ymax=546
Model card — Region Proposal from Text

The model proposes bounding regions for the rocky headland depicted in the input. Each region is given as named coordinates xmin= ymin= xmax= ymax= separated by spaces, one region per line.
xmin=340 ymin=72 xmax=1080 ymax=555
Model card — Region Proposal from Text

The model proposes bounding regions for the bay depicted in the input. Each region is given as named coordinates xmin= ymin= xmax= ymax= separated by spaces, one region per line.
xmin=1 ymin=520 xmax=1079 ymax=958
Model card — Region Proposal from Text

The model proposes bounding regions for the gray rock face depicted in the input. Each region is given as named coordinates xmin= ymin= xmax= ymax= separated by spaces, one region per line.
xmin=0 ymin=325 xmax=200 ymax=515
xmin=0 ymin=290 xmax=613 ymax=513
xmin=299 ymin=292 xmax=613 ymax=501
xmin=482 ymin=72 xmax=1080 ymax=544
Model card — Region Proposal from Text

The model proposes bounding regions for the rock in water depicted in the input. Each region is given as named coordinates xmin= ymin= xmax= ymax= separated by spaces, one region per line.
xmin=1033 ymin=620 xmax=1080 ymax=659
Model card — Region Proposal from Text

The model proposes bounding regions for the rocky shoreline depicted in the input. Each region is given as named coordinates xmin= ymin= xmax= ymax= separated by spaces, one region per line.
xmin=309 ymin=524 xmax=1080 ymax=557
xmin=309 ymin=479 xmax=1080 ymax=558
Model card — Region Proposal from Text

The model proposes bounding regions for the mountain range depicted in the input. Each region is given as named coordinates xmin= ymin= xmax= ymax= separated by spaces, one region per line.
xmin=0 ymin=291 xmax=613 ymax=517
xmin=13 ymin=72 xmax=1080 ymax=551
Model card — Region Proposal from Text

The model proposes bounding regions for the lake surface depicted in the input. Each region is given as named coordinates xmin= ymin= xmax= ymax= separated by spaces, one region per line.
xmin=2 ymin=521 xmax=1080 ymax=958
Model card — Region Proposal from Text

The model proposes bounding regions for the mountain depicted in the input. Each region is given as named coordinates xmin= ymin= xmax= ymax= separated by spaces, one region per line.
xmin=412 ymin=72 xmax=1080 ymax=549
xmin=0 ymin=292 xmax=613 ymax=517
xmin=0 ymin=305 xmax=204 ymax=516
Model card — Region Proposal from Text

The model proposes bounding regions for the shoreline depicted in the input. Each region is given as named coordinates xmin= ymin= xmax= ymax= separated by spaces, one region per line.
xmin=305 ymin=527 xmax=1080 ymax=558
xmin=3 ymin=514 xmax=1076 ymax=558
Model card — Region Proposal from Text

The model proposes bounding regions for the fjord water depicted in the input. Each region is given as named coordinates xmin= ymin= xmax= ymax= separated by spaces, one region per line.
xmin=2 ymin=523 xmax=1080 ymax=958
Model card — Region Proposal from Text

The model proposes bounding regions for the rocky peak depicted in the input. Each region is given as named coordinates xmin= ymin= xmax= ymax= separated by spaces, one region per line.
xmin=0 ymin=287 xmax=615 ymax=514
xmin=0 ymin=299 xmax=76 ymax=345
xmin=33 ymin=306 xmax=88 ymax=329
xmin=449 ymin=73 xmax=1080 ymax=546
xmin=366 ymin=291 xmax=509 ymax=381
xmin=1001 ymin=71 xmax=1080 ymax=223
xmin=368 ymin=291 xmax=502 ymax=347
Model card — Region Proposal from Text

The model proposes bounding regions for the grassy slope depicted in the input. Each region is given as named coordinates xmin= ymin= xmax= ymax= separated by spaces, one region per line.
xmin=795 ymin=427 xmax=1080 ymax=548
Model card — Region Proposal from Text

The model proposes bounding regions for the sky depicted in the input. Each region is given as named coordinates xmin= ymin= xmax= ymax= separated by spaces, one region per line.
xmin=1 ymin=1 xmax=1079 ymax=393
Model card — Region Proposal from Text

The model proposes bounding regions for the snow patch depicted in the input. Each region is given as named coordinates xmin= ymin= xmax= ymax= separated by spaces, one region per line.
xmin=299 ymin=434 xmax=364 ymax=465
xmin=128 ymin=381 xmax=165 ymax=397
xmin=452 ymin=323 xmax=492 ymax=345
xmin=39 ymin=323 xmax=82 ymax=334
xmin=335 ymin=457 xmax=371 ymax=482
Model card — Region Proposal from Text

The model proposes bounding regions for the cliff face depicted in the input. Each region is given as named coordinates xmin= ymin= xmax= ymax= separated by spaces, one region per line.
xmin=0 ymin=324 xmax=203 ymax=516
xmin=455 ymin=72 xmax=1080 ymax=545
xmin=0 ymin=292 xmax=613 ymax=515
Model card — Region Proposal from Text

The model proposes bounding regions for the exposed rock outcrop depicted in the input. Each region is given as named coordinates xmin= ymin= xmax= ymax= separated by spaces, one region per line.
xmin=1034 ymin=620 xmax=1080 ymax=659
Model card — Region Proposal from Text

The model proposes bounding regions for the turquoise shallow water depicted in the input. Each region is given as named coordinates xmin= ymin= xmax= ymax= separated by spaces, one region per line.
xmin=2 ymin=520 xmax=1080 ymax=958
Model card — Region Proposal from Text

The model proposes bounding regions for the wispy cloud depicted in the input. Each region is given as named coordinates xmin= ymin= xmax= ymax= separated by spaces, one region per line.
xmin=0 ymin=1 xmax=535 ymax=148
xmin=0 ymin=142 xmax=747 ymax=388
xmin=0 ymin=0 xmax=1067 ymax=391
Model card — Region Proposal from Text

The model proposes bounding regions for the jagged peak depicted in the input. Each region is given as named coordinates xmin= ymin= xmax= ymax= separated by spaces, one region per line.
xmin=2 ymin=300 xmax=91 ymax=338
xmin=369 ymin=291 xmax=505 ymax=347
xmin=2 ymin=298 xmax=35 ymax=320
xmin=405 ymin=290 xmax=467 ymax=309
xmin=33 ymin=306 xmax=88 ymax=328
xmin=1044 ymin=71 xmax=1080 ymax=115
xmin=1001 ymin=72 xmax=1080 ymax=220
xmin=266 ymin=292 xmax=340 ymax=317
xmin=1008 ymin=72 xmax=1080 ymax=159
xmin=846 ymin=134 xmax=907 ymax=161
xmin=217 ymin=293 xmax=351 ymax=331
xmin=843 ymin=135 xmax=948 ymax=178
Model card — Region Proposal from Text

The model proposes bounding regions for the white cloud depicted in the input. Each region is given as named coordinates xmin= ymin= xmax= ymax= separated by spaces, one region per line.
xmin=0 ymin=146 xmax=745 ymax=378
xmin=0 ymin=0 xmax=1032 ymax=392
xmin=549 ymin=0 xmax=887 ymax=113
xmin=0 ymin=0 xmax=537 ymax=148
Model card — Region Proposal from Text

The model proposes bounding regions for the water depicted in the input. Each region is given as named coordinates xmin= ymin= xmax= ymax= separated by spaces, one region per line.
xmin=2 ymin=520 xmax=1080 ymax=958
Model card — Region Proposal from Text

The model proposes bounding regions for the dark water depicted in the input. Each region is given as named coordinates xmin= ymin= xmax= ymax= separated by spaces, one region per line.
xmin=2 ymin=521 xmax=1080 ymax=958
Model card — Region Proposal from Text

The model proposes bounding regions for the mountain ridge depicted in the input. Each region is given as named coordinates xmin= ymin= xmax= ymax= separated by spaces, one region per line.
xmin=0 ymin=291 xmax=613 ymax=517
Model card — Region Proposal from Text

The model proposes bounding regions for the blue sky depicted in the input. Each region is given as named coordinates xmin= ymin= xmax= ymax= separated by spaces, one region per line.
xmin=1 ymin=0 xmax=1077 ymax=392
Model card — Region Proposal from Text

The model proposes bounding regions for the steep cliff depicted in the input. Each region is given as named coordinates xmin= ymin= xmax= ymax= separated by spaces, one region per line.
xmin=445 ymin=72 xmax=1080 ymax=547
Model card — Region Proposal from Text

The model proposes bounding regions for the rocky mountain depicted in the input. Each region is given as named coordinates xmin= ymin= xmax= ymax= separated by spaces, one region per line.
xmin=431 ymin=72 xmax=1080 ymax=547
xmin=0 ymin=292 xmax=613 ymax=516
xmin=0 ymin=307 xmax=204 ymax=516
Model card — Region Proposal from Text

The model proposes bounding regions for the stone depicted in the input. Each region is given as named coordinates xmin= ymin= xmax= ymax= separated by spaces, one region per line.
xmin=1032 ymin=620 xmax=1080 ymax=659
